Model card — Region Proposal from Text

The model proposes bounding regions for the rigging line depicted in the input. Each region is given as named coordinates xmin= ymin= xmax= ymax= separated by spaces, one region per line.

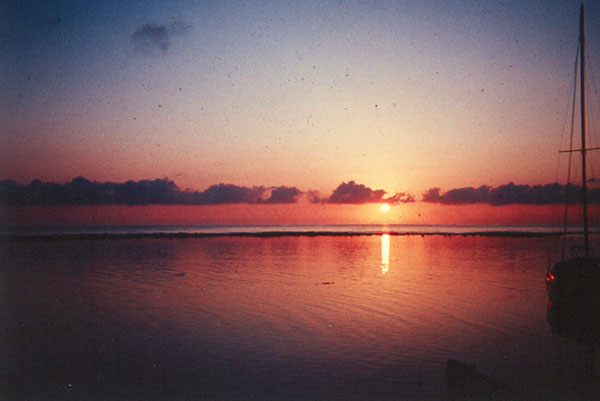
xmin=586 ymin=47 xmax=600 ymax=128
xmin=563 ymin=38 xmax=580 ymax=236
xmin=560 ymin=146 xmax=600 ymax=153
xmin=586 ymin=48 xmax=600 ymax=182
xmin=555 ymin=44 xmax=579 ymax=184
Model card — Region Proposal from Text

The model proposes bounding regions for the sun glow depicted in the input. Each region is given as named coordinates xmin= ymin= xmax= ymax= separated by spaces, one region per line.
xmin=380 ymin=203 xmax=391 ymax=213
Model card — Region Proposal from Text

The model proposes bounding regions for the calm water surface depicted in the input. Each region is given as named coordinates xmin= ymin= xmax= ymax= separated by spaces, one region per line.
xmin=3 ymin=235 xmax=598 ymax=400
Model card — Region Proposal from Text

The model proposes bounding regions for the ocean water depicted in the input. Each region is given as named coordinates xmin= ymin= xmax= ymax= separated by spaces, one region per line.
xmin=1 ymin=223 xmax=587 ymax=237
xmin=3 ymin=233 xmax=599 ymax=400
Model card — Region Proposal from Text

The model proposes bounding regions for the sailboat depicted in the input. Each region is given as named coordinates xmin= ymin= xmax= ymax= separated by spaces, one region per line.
xmin=545 ymin=2 xmax=600 ymax=342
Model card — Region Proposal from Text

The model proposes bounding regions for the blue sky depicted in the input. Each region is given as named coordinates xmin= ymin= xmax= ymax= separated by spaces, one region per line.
xmin=2 ymin=0 xmax=599 ymax=198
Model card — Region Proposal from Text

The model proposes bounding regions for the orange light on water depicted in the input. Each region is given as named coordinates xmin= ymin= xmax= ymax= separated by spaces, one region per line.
xmin=381 ymin=234 xmax=390 ymax=274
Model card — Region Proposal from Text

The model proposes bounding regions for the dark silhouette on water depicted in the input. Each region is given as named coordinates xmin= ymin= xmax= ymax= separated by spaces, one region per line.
xmin=547 ymin=256 xmax=600 ymax=342
xmin=445 ymin=359 xmax=521 ymax=401
xmin=545 ymin=2 xmax=600 ymax=343
xmin=544 ymin=4 xmax=600 ymax=400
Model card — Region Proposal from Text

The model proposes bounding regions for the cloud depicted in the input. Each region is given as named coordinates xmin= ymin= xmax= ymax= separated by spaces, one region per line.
xmin=385 ymin=192 xmax=416 ymax=203
xmin=131 ymin=23 xmax=170 ymax=53
xmin=328 ymin=181 xmax=385 ymax=204
xmin=168 ymin=20 xmax=192 ymax=36
xmin=131 ymin=20 xmax=192 ymax=54
xmin=306 ymin=190 xmax=323 ymax=204
xmin=18 ymin=178 xmax=598 ymax=207
xmin=422 ymin=186 xmax=490 ymax=204
xmin=113 ymin=177 xmax=180 ymax=204
xmin=264 ymin=186 xmax=302 ymax=204
xmin=192 ymin=183 xmax=266 ymax=204
xmin=422 ymin=182 xmax=600 ymax=205
xmin=325 ymin=181 xmax=415 ymax=204
xmin=0 ymin=178 xmax=305 ymax=206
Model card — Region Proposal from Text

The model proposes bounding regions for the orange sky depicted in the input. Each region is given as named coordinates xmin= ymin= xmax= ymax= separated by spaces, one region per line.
xmin=3 ymin=203 xmax=599 ymax=227
xmin=2 ymin=1 xmax=600 ymax=227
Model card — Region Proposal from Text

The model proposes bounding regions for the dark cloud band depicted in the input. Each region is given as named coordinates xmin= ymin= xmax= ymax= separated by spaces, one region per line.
xmin=422 ymin=182 xmax=600 ymax=205
xmin=0 ymin=178 xmax=301 ymax=206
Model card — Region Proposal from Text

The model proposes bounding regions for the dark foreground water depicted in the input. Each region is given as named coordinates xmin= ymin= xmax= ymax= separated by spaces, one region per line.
xmin=2 ymin=234 xmax=599 ymax=400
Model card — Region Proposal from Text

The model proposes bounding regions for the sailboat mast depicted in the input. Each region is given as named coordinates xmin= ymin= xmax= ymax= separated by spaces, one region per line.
xmin=580 ymin=2 xmax=589 ymax=256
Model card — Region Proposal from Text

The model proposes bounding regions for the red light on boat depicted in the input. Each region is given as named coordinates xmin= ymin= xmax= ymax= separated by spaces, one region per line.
xmin=548 ymin=301 xmax=552 ymax=308
xmin=546 ymin=272 xmax=555 ymax=282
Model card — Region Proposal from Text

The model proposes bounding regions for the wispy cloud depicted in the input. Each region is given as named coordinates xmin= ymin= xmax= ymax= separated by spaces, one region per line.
xmin=131 ymin=24 xmax=169 ymax=53
xmin=131 ymin=20 xmax=191 ymax=55
xmin=384 ymin=192 xmax=416 ymax=204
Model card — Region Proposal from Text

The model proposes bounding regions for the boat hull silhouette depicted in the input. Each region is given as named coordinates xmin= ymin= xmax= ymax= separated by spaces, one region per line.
xmin=547 ymin=256 xmax=600 ymax=342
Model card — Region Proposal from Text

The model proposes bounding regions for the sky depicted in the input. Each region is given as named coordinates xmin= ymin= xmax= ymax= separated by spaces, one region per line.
xmin=1 ymin=0 xmax=600 ymax=225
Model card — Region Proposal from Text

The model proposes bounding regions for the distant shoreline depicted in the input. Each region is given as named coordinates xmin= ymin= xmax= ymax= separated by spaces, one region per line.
xmin=0 ymin=231 xmax=576 ymax=241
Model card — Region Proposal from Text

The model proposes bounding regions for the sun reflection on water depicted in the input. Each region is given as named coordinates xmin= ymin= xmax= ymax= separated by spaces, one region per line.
xmin=381 ymin=234 xmax=390 ymax=274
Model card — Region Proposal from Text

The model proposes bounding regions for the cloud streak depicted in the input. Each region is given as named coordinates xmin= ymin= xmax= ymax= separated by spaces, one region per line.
xmin=422 ymin=182 xmax=600 ymax=205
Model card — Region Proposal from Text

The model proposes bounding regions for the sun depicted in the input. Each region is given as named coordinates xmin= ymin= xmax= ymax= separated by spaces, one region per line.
xmin=380 ymin=203 xmax=391 ymax=213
